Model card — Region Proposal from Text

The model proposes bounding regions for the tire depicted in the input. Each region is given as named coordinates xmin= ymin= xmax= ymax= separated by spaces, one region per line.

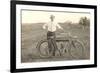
xmin=69 ymin=40 xmax=84 ymax=59
xmin=37 ymin=40 xmax=52 ymax=58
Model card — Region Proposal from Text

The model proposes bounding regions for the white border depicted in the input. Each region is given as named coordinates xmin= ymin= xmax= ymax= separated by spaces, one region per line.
xmin=16 ymin=5 xmax=94 ymax=69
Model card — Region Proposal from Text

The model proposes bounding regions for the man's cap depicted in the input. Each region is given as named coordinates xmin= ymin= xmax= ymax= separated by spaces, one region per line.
xmin=50 ymin=15 xmax=55 ymax=19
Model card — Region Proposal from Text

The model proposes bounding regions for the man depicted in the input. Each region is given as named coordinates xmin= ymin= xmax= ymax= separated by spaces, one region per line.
xmin=43 ymin=15 xmax=63 ymax=56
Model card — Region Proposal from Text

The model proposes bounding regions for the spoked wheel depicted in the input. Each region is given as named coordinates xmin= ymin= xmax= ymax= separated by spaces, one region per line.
xmin=37 ymin=40 xmax=52 ymax=58
xmin=69 ymin=40 xmax=84 ymax=59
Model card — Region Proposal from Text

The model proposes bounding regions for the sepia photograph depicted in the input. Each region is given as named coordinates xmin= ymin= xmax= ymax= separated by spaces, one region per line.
xmin=21 ymin=10 xmax=90 ymax=63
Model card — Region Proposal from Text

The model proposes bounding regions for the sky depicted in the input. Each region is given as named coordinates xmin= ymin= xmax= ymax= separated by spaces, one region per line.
xmin=21 ymin=10 xmax=90 ymax=24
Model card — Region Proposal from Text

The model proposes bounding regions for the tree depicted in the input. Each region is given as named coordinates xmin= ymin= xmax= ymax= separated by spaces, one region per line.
xmin=79 ymin=17 xmax=90 ymax=30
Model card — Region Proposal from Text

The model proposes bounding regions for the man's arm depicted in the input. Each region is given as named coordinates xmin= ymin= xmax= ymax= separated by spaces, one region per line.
xmin=42 ymin=23 xmax=47 ymax=29
xmin=56 ymin=23 xmax=63 ymax=30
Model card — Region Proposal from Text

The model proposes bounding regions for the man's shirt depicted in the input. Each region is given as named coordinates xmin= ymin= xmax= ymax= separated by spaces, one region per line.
xmin=43 ymin=21 xmax=63 ymax=32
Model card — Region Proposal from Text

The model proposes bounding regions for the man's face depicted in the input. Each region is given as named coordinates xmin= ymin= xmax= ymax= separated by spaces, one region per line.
xmin=51 ymin=18 xmax=54 ymax=22
xmin=50 ymin=15 xmax=55 ymax=22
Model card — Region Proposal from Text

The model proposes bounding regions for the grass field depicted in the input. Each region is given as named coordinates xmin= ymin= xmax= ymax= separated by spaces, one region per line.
xmin=21 ymin=23 xmax=90 ymax=63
